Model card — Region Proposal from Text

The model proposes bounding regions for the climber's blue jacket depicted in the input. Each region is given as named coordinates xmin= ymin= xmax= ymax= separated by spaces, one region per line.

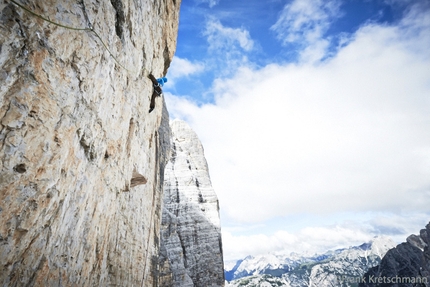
xmin=157 ymin=77 xmax=167 ymax=87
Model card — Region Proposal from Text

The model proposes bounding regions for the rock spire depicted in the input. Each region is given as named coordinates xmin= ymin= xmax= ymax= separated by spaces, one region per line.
xmin=159 ymin=119 xmax=225 ymax=287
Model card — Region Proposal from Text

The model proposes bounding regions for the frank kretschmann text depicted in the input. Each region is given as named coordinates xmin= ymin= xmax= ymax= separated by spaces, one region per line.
xmin=337 ymin=275 xmax=428 ymax=284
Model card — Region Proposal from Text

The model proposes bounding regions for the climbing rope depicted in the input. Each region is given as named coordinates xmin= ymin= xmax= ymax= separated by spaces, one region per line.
xmin=9 ymin=0 xmax=139 ymax=74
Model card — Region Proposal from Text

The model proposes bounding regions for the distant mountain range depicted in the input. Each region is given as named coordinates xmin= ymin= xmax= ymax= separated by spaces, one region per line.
xmin=225 ymin=236 xmax=395 ymax=287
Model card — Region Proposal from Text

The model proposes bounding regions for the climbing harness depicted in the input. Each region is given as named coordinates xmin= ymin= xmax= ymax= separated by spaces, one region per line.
xmin=148 ymin=74 xmax=163 ymax=95
xmin=148 ymin=74 xmax=166 ymax=113
xmin=153 ymin=83 xmax=162 ymax=95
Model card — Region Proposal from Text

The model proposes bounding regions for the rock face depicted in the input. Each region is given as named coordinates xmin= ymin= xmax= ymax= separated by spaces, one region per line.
xmin=360 ymin=222 xmax=430 ymax=287
xmin=0 ymin=0 xmax=180 ymax=286
xmin=159 ymin=119 xmax=225 ymax=287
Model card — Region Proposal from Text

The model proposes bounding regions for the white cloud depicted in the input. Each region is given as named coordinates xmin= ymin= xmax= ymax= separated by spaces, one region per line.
xmin=271 ymin=0 xmax=341 ymax=42
xmin=165 ymin=7 xmax=430 ymax=227
xmin=168 ymin=56 xmax=204 ymax=80
xmin=199 ymin=19 xmax=255 ymax=77
xmin=197 ymin=0 xmax=220 ymax=8
xmin=222 ymin=213 xmax=430 ymax=261
xmin=271 ymin=0 xmax=342 ymax=62
xmin=165 ymin=56 xmax=204 ymax=89
xmin=222 ymin=224 xmax=372 ymax=262
xmin=204 ymin=19 xmax=254 ymax=52
xmin=299 ymin=38 xmax=330 ymax=63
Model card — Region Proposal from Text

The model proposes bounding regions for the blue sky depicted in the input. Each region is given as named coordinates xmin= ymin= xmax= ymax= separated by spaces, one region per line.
xmin=167 ymin=0 xmax=424 ymax=102
xmin=163 ymin=0 xmax=430 ymax=262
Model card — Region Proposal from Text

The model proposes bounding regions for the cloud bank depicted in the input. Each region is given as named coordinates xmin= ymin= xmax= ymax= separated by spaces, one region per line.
xmin=165 ymin=0 xmax=430 ymax=261
xmin=222 ymin=212 xmax=429 ymax=261
xmin=166 ymin=4 xmax=430 ymax=223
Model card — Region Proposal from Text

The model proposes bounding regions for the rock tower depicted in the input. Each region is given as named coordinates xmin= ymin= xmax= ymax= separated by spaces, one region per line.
xmin=159 ymin=120 xmax=225 ymax=287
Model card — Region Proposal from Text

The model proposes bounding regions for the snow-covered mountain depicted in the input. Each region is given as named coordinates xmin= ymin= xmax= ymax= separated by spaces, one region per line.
xmin=226 ymin=236 xmax=395 ymax=287
xmin=225 ymin=252 xmax=333 ymax=281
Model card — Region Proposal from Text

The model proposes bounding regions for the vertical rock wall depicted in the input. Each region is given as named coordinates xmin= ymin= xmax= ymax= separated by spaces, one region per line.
xmin=160 ymin=120 xmax=225 ymax=287
xmin=0 ymin=0 xmax=180 ymax=286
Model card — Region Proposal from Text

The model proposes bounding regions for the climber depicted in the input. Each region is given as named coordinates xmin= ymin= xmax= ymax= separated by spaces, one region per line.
xmin=148 ymin=74 xmax=167 ymax=113
xmin=156 ymin=77 xmax=168 ymax=88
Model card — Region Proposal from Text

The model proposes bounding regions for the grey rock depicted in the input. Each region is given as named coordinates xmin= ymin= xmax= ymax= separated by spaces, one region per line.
xmin=160 ymin=119 xmax=225 ymax=287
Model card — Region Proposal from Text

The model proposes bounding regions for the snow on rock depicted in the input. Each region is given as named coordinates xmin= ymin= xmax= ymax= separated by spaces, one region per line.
xmin=159 ymin=119 xmax=225 ymax=287
xmin=226 ymin=253 xmax=302 ymax=281
xmin=227 ymin=274 xmax=290 ymax=287
xmin=285 ymin=236 xmax=395 ymax=286
xmin=226 ymin=236 xmax=396 ymax=287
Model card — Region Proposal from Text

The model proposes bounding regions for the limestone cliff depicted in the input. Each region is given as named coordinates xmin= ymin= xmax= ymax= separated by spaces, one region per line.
xmin=0 ymin=0 xmax=180 ymax=286
xmin=159 ymin=120 xmax=225 ymax=287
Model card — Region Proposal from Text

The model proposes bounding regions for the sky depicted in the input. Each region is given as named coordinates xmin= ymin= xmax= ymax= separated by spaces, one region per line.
xmin=163 ymin=0 xmax=430 ymax=263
